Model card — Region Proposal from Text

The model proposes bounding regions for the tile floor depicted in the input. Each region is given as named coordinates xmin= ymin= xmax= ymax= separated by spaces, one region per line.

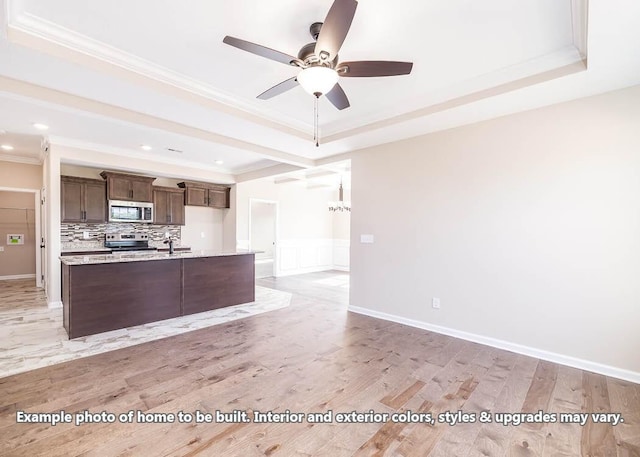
xmin=0 ymin=279 xmax=291 ymax=378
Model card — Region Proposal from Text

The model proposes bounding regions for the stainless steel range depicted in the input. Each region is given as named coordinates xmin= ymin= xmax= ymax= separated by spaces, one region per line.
xmin=105 ymin=233 xmax=158 ymax=252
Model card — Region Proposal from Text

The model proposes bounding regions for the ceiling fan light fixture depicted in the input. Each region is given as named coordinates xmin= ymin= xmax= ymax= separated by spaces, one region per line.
xmin=297 ymin=66 xmax=339 ymax=96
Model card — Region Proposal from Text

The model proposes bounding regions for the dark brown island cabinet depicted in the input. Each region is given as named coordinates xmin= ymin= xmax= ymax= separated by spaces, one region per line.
xmin=100 ymin=171 xmax=156 ymax=202
xmin=60 ymin=176 xmax=107 ymax=223
xmin=178 ymin=181 xmax=231 ymax=209
xmin=61 ymin=253 xmax=255 ymax=339
xmin=153 ymin=186 xmax=185 ymax=225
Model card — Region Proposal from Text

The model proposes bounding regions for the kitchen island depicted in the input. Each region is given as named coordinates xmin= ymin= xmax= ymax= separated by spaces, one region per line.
xmin=60 ymin=250 xmax=255 ymax=338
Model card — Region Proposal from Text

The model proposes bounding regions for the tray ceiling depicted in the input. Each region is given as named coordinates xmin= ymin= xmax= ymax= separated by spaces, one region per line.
xmin=0 ymin=0 xmax=638 ymax=180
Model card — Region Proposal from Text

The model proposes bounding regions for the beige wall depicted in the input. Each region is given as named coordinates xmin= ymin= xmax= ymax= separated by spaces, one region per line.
xmin=0 ymin=161 xmax=42 ymax=189
xmin=0 ymin=191 xmax=36 ymax=277
xmin=350 ymin=84 xmax=640 ymax=377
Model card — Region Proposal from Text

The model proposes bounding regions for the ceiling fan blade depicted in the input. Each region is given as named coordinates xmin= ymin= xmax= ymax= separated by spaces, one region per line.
xmin=223 ymin=36 xmax=297 ymax=66
xmin=337 ymin=61 xmax=413 ymax=77
xmin=326 ymin=83 xmax=350 ymax=110
xmin=257 ymin=77 xmax=299 ymax=100
xmin=315 ymin=0 xmax=358 ymax=62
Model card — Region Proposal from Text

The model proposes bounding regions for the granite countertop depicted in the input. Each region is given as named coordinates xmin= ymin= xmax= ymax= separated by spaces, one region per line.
xmin=61 ymin=248 xmax=112 ymax=254
xmin=60 ymin=250 xmax=255 ymax=266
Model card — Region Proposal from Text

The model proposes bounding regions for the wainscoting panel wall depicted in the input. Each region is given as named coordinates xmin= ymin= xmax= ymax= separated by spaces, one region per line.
xmin=238 ymin=238 xmax=350 ymax=276
xmin=333 ymin=239 xmax=350 ymax=271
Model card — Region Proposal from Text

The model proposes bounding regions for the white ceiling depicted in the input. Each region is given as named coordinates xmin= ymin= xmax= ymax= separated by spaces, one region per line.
xmin=0 ymin=0 xmax=639 ymax=181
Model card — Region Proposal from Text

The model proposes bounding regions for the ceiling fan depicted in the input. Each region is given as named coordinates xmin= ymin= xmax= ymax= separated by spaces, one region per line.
xmin=222 ymin=0 xmax=413 ymax=112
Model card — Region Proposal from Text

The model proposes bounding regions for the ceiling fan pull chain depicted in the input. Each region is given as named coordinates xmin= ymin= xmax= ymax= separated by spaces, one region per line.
xmin=314 ymin=94 xmax=320 ymax=147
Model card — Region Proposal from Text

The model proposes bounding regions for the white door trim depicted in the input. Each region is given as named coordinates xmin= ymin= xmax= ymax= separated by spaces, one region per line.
xmin=248 ymin=198 xmax=279 ymax=277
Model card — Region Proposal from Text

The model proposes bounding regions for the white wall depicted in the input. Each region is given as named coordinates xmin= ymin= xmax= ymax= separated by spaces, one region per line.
xmin=350 ymin=84 xmax=640 ymax=381
xmin=181 ymin=206 xmax=223 ymax=251
xmin=236 ymin=178 xmax=350 ymax=275
xmin=44 ymin=147 xmax=61 ymax=306
xmin=332 ymin=188 xmax=351 ymax=271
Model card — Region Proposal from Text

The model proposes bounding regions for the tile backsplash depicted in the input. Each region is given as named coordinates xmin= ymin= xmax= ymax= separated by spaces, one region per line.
xmin=61 ymin=222 xmax=181 ymax=251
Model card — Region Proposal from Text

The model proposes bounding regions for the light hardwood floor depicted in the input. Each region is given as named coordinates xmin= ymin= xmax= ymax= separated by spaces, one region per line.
xmin=0 ymin=273 xmax=638 ymax=456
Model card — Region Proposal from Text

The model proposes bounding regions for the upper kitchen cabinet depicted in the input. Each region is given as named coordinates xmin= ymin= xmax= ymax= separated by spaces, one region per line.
xmin=61 ymin=176 xmax=106 ymax=223
xmin=100 ymin=171 xmax=155 ymax=202
xmin=153 ymin=187 xmax=185 ymax=226
xmin=178 ymin=181 xmax=231 ymax=209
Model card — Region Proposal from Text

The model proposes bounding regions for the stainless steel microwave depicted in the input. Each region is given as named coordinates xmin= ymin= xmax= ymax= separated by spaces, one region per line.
xmin=107 ymin=200 xmax=153 ymax=223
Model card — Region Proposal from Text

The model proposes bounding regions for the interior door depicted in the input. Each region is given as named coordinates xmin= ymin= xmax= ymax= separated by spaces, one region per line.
xmin=250 ymin=200 xmax=277 ymax=278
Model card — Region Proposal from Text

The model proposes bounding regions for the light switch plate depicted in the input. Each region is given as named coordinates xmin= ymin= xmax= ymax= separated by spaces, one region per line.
xmin=0 ymin=246 xmax=4 ymax=252
xmin=360 ymin=234 xmax=374 ymax=244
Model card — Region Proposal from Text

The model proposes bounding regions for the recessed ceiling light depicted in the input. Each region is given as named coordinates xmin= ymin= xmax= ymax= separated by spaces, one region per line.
xmin=140 ymin=145 xmax=152 ymax=151
xmin=215 ymin=160 xmax=224 ymax=165
xmin=1 ymin=144 xmax=14 ymax=151
xmin=32 ymin=123 xmax=49 ymax=130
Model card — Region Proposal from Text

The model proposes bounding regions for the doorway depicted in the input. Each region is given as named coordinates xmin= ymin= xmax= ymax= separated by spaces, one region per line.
xmin=249 ymin=199 xmax=278 ymax=279
xmin=0 ymin=188 xmax=42 ymax=286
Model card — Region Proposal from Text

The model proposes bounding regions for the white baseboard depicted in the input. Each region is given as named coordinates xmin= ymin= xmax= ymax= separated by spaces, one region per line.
xmin=348 ymin=305 xmax=640 ymax=385
xmin=331 ymin=266 xmax=350 ymax=272
xmin=48 ymin=300 xmax=63 ymax=309
xmin=0 ymin=274 xmax=36 ymax=281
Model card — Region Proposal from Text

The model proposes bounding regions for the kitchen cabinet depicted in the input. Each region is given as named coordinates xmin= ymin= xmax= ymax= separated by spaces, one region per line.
xmin=178 ymin=181 xmax=231 ymax=209
xmin=153 ymin=187 xmax=185 ymax=225
xmin=61 ymin=176 xmax=106 ymax=223
xmin=100 ymin=171 xmax=155 ymax=202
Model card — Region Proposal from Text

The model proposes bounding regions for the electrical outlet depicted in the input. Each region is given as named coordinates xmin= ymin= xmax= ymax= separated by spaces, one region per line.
xmin=432 ymin=297 xmax=441 ymax=309
xmin=0 ymin=246 xmax=4 ymax=252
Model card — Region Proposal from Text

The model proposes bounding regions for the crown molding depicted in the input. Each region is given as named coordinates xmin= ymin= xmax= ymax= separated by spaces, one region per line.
xmin=0 ymin=0 xmax=9 ymax=40
xmin=322 ymin=44 xmax=586 ymax=140
xmin=322 ymin=58 xmax=587 ymax=144
xmin=0 ymin=75 xmax=315 ymax=168
xmin=39 ymin=136 xmax=49 ymax=162
xmin=0 ymin=152 xmax=41 ymax=164
xmin=571 ymin=0 xmax=589 ymax=60
xmin=235 ymin=163 xmax=307 ymax=183
xmin=6 ymin=7 xmax=311 ymax=139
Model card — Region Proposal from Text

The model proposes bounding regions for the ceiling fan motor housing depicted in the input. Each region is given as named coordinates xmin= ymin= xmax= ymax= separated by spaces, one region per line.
xmin=298 ymin=43 xmax=338 ymax=68
xmin=310 ymin=22 xmax=323 ymax=41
